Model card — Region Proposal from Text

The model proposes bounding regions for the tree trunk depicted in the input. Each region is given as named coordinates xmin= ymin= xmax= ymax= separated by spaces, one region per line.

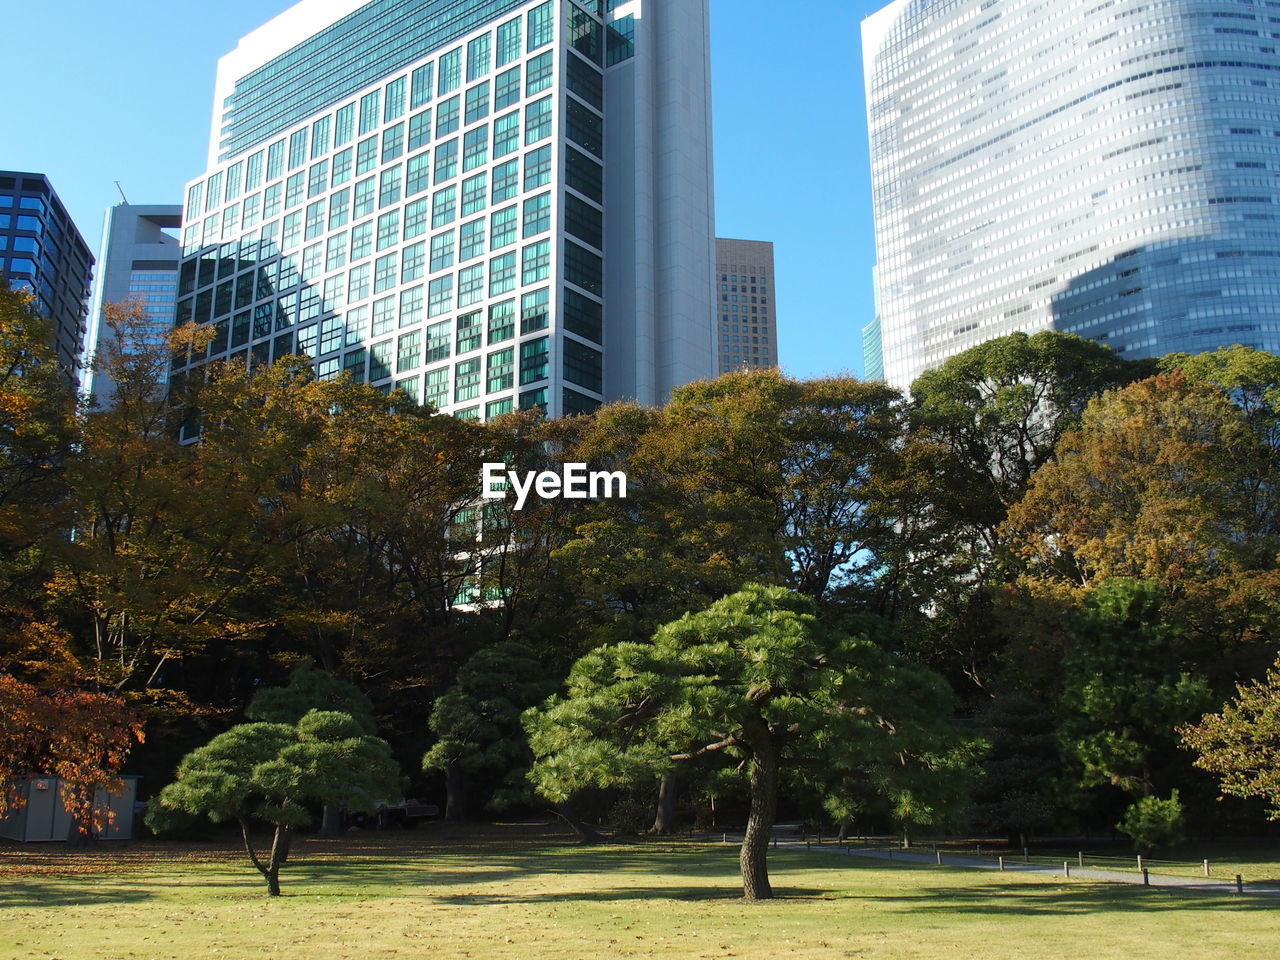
xmin=651 ymin=772 xmax=678 ymax=835
xmin=238 ymin=816 xmax=287 ymax=897
xmin=740 ymin=718 xmax=778 ymax=902
xmin=318 ymin=803 xmax=344 ymax=836
xmin=444 ymin=762 xmax=468 ymax=821
xmin=552 ymin=804 xmax=606 ymax=843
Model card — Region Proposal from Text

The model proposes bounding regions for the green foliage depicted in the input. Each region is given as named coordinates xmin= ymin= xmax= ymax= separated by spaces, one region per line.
xmin=606 ymin=798 xmax=652 ymax=836
xmin=422 ymin=641 xmax=555 ymax=811
xmin=524 ymin=584 xmax=972 ymax=898
xmin=1116 ymin=791 xmax=1185 ymax=852
xmin=1182 ymin=653 xmax=1280 ymax=819
xmin=246 ymin=663 xmax=376 ymax=734
xmin=1059 ymin=580 xmax=1213 ymax=796
xmin=970 ymin=694 xmax=1062 ymax=841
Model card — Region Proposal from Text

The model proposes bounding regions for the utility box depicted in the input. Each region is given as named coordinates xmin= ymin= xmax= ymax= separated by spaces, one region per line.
xmin=0 ymin=776 xmax=140 ymax=842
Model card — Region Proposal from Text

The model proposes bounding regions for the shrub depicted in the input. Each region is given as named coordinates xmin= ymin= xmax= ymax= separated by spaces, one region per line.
xmin=1116 ymin=791 xmax=1185 ymax=852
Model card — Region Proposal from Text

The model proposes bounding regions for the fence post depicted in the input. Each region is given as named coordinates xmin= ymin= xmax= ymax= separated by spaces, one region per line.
xmin=1203 ymin=859 xmax=1210 ymax=878
xmin=723 ymin=832 xmax=727 ymax=844
xmin=936 ymin=849 xmax=942 ymax=865
xmin=1236 ymin=874 xmax=1244 ymax=895
xmin=1142 ymin=869 xmax=1150 ymax=886
xmin=1023 ymin=846 xmax=1029 ymax=863
xmin=1137 ymin=855 xmax=1144 ymax=872
xmin=1064 ymin=861 xmax=1071 ymax=878
xmin=976 ymin=843 xmax=982 ymax=857
xmin=999 ymin=856 xmax=1005 ymax=872
xmin=1078 ymin=851 xmax=1084 ymax=869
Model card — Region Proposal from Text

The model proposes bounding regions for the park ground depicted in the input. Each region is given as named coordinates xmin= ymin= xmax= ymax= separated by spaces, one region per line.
xmin=1 ymin=824 xmax=1277 ymax=960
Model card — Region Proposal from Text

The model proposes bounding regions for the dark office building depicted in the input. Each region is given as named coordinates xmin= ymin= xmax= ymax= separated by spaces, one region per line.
xmin=0 ymin=172 xmax=94 ymax=377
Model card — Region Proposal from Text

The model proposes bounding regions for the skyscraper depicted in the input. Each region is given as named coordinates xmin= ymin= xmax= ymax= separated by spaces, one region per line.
xmin=176 ymin=0 xmax=715 ymax=419
xmin=714 ymin=237 xmax=777 ymax=374
xmin=82 ymin=204 xmax=183 ymax=405
xmin=863 ymin=0 xmax=1280 ymax=389
xmin=0 ymin=171 xmax=94 ymax=379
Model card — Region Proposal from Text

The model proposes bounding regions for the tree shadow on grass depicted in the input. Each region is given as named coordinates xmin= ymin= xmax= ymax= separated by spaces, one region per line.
xmin=843 ymin=879 xmax=1280 ymax=916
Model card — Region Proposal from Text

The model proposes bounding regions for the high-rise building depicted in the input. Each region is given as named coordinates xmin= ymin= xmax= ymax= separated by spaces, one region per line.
xmin=175 ymin=0 xmax=715 ymax=419
xmin=0 ymin=171 xmax=94 ymax=378
xmin=861 ymin=315 xmax=883 ymax=382
xmin=714 ymin=237 xmax=776 ymax=375
xmin=863 ymin=0 xmax=1280 ymax=389
xmin=82 ymin=204 xmax=183 ymax=405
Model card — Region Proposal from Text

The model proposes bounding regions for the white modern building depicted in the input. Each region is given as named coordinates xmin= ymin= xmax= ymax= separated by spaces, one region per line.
xmin=175 ymin=0 xmax=716 ymax=419
xmin=82 ymin=204 xmax=183 ymax=405
xmin=864 ymin=0 xmax=1280 ymax=389
xmin=714 ymin=237 xmax=776 ymax=375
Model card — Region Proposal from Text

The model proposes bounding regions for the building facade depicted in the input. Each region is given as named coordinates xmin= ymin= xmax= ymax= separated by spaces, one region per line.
xmin=176 ymin=0 xmax=715 ymax=419
xmin=714 ymin=237 xmax=776 ymax=374
xmin=864 ymin=0 xmax=1280 ymax=389
xmin=0 ymin=171 xmax=94 ymax=378
xmin=82 ymin=204 xmax=183 ymax=405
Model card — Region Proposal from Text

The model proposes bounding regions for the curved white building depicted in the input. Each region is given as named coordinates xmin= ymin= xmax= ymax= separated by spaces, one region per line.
xmin=864 ymin=0 xmax=1280 ymax=388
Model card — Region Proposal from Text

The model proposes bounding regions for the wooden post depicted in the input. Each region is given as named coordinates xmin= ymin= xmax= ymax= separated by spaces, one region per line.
xmin=1203 ymin=859 xmax=1210 ymax=878
xmin=1142 ymin=868 xmax=1150 ymax=887
xmin=976 ymin=843 xmax=982 ymax=857
xmin=1023 ymin=846 xmax=1029 ymax=863
xmin=936 ymin=849 xmax=942 ymax=865
xmin=1236 ymin=874 xmax=1244 ymax=894
xmin=1137 ymin=854 xmax=1144 ymax=872
xmin=1064 ymin=861 xmax=1071 ymax=878
xmin=999 ymin=856 xmax=1005 ymax=872
xmin=888 ymin=848 xmax=893 ymax=860
xmin=723 ymin=832 xmax=727 ymax=844
xmin=1078 ymin=851 xmax=1084 ymax=869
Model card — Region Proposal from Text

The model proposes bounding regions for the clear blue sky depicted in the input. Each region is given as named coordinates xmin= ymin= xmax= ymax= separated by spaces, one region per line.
xmin=9 ymin=0 xmax=883 ymax=379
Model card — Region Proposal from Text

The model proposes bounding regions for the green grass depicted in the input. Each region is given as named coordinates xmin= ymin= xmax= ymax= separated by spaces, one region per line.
xmin=1 ymin=825 xmax=1276 ymax=960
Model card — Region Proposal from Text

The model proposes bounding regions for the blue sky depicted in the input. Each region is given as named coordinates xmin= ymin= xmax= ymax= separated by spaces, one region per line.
xmin=8 ymin=0 xmax=883 ymax=379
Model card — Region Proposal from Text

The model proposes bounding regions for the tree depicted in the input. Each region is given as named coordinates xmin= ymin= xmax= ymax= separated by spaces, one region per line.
xmin=524 ymin=584 xmax=965 ymax=901
xmin=1057 ymin=580 xmax=1213 ymax=802
xmin=0 ymin=672 xmax=143 ymax=837
xmin=246 ymin=663 xmax=378 ymax=835
xmin=422 ymin=641 xmax=555 ymax=819
xmin=1181 ymin=653 xmax=1280 ymax=819
xmin=147 ymin=710 xmax=400 ymax=896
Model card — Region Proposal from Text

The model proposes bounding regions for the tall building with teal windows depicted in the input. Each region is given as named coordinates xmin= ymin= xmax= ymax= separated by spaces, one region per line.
xmin=864 ymin=0 xmax=1280 ymax=389
xmin=175 ymin=0 xmax=716 ymax=420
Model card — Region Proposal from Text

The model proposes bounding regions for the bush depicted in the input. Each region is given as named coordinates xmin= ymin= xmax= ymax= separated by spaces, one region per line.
xmin=1116 ymin=791 xmax=1185 ymax=851
xmin=608 ymin=799 xmax=652 ymax=836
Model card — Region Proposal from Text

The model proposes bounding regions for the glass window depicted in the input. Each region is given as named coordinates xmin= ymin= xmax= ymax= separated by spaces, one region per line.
xmin=528 ymin=1 xmax=554 ymax=50
xmin=525 ymin=96 xmax=553 ymax=144
xmin=245 ymin=152 xmax=264 ymax=189
xmin=373 ymin=295 xmax=396 ymax=336
xmin=564 ymin=337 xmax=603 ymax=393
xmin=494 ymin=111 xmax=520 ymax=158
xmin=522 ymin=239 xmax=550 ymax=284
xmin=455 ymin=356 xmax=481 ymax=402
xmin=332 ymin=148 xmax=354 ymax=186
xmin=460 ymin=218 xmax=487 ymax=261
xmin=397 ymin=330 xmax=421 ymax=373
xmin=492 ymin=160 xmax=519 ymax=202
xmin=326 ymin=233 xmax=348 ymax=271
xmin=496 ymin=16 xmax=522 ymax=66
xmin=491 ymin=205 xmax=517 ymax=249
xmin=377 ymin=210 xmax=400 ymax=250
xmin=458 ymin=263 xmax=485 ymax=307
xmin=462 ymin=172 xmax=488 ymax=216
xmin=488 ymin=300 xmax=516 ymax=344
xmin=438 ymin=48 xmax=462 ymax=95
xmin=409 ymin=109 xmax=433 ymax=151
xmin=457 ymin=311 xmax=483 ymax=354
xmin=379 ymin=166 xmax=403 ymax=207
xmin=432 ymin=186 xmax=457 ymax=227
xmin=370 ymin=339 xmax=392 ymax=381
xmin=430 ymin=230 xmax=455 ymax=271
xmin=382 ymin=123 xmax=405 ymax=163
xmin=312 ymin=115 xmax=332 ymax=158
xmin=351 ymin=220 xmax=374 ymax=260
xmin=354 ymin=177 xmax=376 ymax=218
xmin=334 ymin=103 xmax=356 ymax=146
xmin=428 ymin=274 xmax=454 ymax=316
xmin=424 ymin=366 xmax=448 ymax=407
xmin=411 ymin=62 xmax=434 ymax=109
xmin=385 ymin=75 xmax=407 ymax=121
xmin=463 ymin=126 xmax=489 ymax=171
xmin=348 ymin=262 xmax=371 ymax=302
xmin=434 ymin=140 xmax=458 ymax=183
xmin=521 ymin=287 xmax=549 ymax=333
xmin=489 ymin=252 xmax=516 ymax=295
xmin=289 ymin=128 xmax=308 ymax=169
xmin=305 ymin=200 xmax=326 ymax=240
xmin=407 ymin=151 xmax=431 ymax=197
xmin=487 ymin=346 xmax=514 ymax=392
xmin=307 ymin=160 xmax=329 ymax=198
xmin=526 ymin=51 xmax=553 ymax=95
xmin=357 ymin=135 xmax=379 ymax=175
xmin=285 ymin=171 xmax=306 ymax=209
xmin=465 ymin=82 xmax=490 ymax=124
xmin=436 ymin=96 xmax=460 ymax=136
xmin=402 ymin=241 xmax=426 ymax=282
xmin=426 ymin=320 xmax=451 ymax=363
xmin=566 ymin=99 xmax=603 ymax=156
xmin=520 ymin=336 xmax=549 ymax=384
xmin=467 ymin=34 xmax=491 ymax=81
xmin=405 ymin=198 xmax=430 ymax=239
xmin=522 ymin=192 xmax=551 ymax=238
xmin=359 ymin=90 xmax=382 ymax=135
xmin=267 ymin=140 xmax=286 ymax=180
xmin=400 ymin=284 xmax=424 ymax=327
xmin=524 ymin=146 xmax=552 ymax=191
xmin=495 ymin=66 xmax=522 ymax=110
xmin=328 ymin=187 xmax=351 ymax=229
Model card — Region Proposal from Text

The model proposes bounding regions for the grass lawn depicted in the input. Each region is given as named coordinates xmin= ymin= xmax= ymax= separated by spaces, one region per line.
xmin=1 ymin=824 xmax=1275 ymax=960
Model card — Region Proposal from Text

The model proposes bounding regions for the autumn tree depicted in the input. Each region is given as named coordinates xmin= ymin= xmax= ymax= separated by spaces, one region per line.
xmin=0 ymin=672 xmax=143 ymax=837
xmin=147 ymin=710 xmax=400 ymax=896
xmin=524 ymin=584 xmax=966 ymax=901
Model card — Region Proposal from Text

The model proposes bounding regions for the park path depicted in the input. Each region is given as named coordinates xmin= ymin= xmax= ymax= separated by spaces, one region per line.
xmin=775 ymin=840 xmax=1280 ymax=898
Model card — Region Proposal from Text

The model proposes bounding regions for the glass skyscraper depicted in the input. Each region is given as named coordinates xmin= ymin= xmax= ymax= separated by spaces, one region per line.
xmin=864 ymin=0 xmax=1280 ymax=389
xmin=176 ymin=0 xmax=715 ymax=419
xmin=0 ymin=171 xmax=94 ymax=380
